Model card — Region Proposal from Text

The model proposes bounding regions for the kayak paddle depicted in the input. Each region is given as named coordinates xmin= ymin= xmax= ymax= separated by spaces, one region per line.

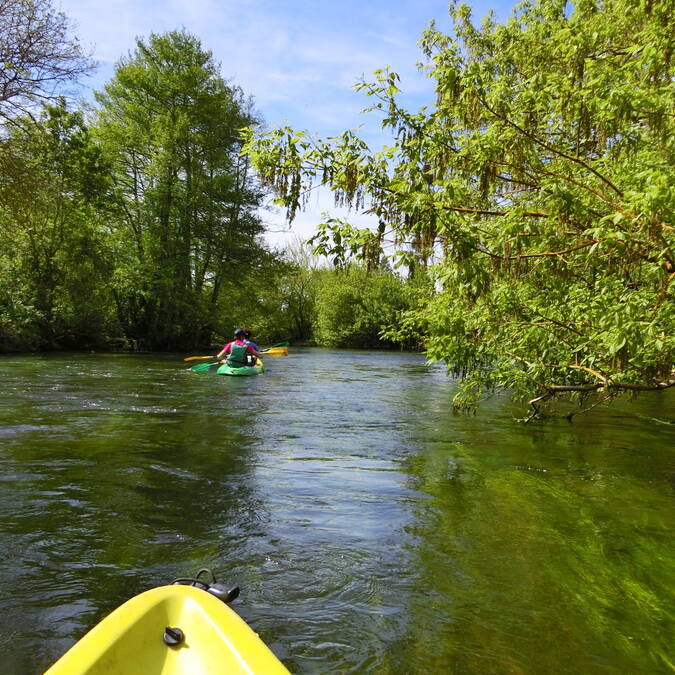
xmin=190 ymin=348 xmax=286 ymax=371
xmin=191 ymin=361 xmax=219 ymax=372
xmin=263 ymin=347 xmax=288 ymax=356
xmin=186 ymin=344 xmax=288 ymax=367
xmin=184 ymin=342 xmax=288 ymax=361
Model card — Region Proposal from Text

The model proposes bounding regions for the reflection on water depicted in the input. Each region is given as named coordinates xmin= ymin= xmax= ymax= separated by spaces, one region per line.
xmin=0 ymin=350 xmax=673 ymax=673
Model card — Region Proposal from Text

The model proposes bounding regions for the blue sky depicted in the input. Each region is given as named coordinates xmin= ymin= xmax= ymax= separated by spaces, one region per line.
xmin=59 ymin=0 xmax=516 ymax=247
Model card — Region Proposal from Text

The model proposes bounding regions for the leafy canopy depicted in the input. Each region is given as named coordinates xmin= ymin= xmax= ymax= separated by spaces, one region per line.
xmin=314 ymin=266 xmax=412 ymax=348
xmin=0 ymin=101 xmax=113 ymax=349
xmin=94 ymin=30 xmax=267 ymax=350
xmin=243 ymin=0 xmax=674 ymax=418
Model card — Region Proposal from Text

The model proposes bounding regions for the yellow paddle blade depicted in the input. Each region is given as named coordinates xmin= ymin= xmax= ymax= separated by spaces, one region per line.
xmin=183 ymin=355 xmax=215 ymax=362
xmin=263 ymin=347 xmax=288 ymax=357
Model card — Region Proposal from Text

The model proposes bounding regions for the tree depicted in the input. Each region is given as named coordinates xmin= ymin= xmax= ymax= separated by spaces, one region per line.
xmin=221 ymin=240 xmax=320 ymax=346
xmin=0 ymin=100 xmax=114 ymax=349
xmin=277 ymin=238 xmax=321 ymax=342
xmin=243 ymin=0 xmax=674 ymax=418
xmin=0 ymin=0 xmax=93 ymax=122
xmin=313 ymin=266 xmax=411 ymax=348
xmin=94 ymin=30 xmax=267 ymax=350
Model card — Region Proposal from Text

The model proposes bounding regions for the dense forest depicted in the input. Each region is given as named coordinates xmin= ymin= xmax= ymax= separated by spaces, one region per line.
xmin=1 ymin=0 xmax=673 ymax=417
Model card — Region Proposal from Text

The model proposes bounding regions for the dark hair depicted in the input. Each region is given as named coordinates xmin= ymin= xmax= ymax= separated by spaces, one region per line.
xmin=244 ymin=329 xmax=252 ymax=339
xmin=234 ymin=328 xmax=246 ymax=338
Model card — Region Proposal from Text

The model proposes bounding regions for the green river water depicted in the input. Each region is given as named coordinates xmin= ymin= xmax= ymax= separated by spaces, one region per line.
xmin=0 ymin=350 xmax=673 ymax=674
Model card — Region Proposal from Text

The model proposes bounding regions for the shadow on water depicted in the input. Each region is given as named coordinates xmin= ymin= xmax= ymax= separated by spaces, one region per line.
xmin=0 ymin=350 xmax=673 ymax=673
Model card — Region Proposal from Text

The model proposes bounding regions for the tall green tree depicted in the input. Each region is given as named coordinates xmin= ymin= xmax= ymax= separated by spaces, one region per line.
xmin=244 ymin=0 xmax=674 ymax=418
xmin=95 ymin=30 xmax=267 ymax=350
xmin=0 ymin=101 xmax=113 ymax=349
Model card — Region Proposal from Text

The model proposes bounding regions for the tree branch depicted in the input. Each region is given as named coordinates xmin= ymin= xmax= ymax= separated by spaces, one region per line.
xmin=544 ymin=376 xmax=675 ymax=394
xmin=512 ymin=239 xmax=596 ymax=259
xmin=440 ymin=204 xmax=548 ymax=218
xmin=480 ymin=99 xmax=624 ymax=197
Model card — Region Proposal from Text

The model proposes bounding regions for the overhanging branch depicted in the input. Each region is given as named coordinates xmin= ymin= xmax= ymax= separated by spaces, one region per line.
xmin=440 ymin=204 xmax=548 ymax=218
xmin=542 ymin=376 xmax=675 ymax=394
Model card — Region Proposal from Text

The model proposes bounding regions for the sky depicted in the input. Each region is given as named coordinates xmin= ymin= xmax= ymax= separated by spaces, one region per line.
xmin=58 ymin=0 xmax=515 ymax=249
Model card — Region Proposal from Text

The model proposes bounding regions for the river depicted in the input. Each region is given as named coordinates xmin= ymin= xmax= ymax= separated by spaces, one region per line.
xmin=0 ymin=350 xmax=673 ymax=673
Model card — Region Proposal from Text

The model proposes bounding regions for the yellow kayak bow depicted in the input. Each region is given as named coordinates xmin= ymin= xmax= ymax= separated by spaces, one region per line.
xmin=44 ymin=584 xmax=289 ymax=674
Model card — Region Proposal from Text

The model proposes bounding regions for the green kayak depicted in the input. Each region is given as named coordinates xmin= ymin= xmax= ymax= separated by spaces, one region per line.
xmin=216 ymin=357 xmax=264 ymax=377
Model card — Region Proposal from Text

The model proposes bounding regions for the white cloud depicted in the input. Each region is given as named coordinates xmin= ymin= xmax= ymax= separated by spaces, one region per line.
xmin=61 ymin=0 xmax=441 ymax=128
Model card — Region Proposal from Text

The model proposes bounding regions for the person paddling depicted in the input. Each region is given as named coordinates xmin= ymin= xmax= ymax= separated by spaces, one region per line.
xmin=243 ymin=329 xmax=260 ymax=365
xmin=216 ymin=328 xmax=263 ymax=367
xmin=244 ymin=329 xmax=259 ymax=351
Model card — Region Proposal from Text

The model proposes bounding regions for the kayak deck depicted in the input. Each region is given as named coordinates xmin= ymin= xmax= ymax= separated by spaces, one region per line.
xmin=216 ymin=357 xmax=264 ymax=376
xmin=44 ymin=584 xmax=288 ymax=674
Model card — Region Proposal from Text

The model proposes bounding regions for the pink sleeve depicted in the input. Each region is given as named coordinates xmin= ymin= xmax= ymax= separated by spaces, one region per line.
xmin=223 ymin=342 xmax=232 ymax=354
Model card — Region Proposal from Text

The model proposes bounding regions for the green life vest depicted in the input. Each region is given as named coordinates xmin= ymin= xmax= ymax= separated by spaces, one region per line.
xmin=226 ymin=342 xmax=249 ymax=367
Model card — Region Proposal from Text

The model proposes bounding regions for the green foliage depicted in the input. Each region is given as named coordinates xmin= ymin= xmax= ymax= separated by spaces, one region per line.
xmin=313 ymin=266 xmax=411 ymax=348
xmin=0 ymin=101 xmax=115 ymax=350
xmin=244 ymin=0 xmax=675 ymax=417
xmin=199 ymin=250 xmax=294 ymax=348
xmin=242 ymin=242 xmax=320 ymax=344
xmin=0 ymin=27 xmax=278 ymax=353
xmin=0 ymin=295 xmax=43 ymax=352
xmin=94 ymin=30 xmax=268 ymax=350
xmin=208 ymin=240 xmax=321 ymax=347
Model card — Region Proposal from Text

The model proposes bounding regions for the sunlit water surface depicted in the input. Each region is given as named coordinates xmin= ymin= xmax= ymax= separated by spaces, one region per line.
xmin=0 ymin=350 xmax=673 ymax=673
